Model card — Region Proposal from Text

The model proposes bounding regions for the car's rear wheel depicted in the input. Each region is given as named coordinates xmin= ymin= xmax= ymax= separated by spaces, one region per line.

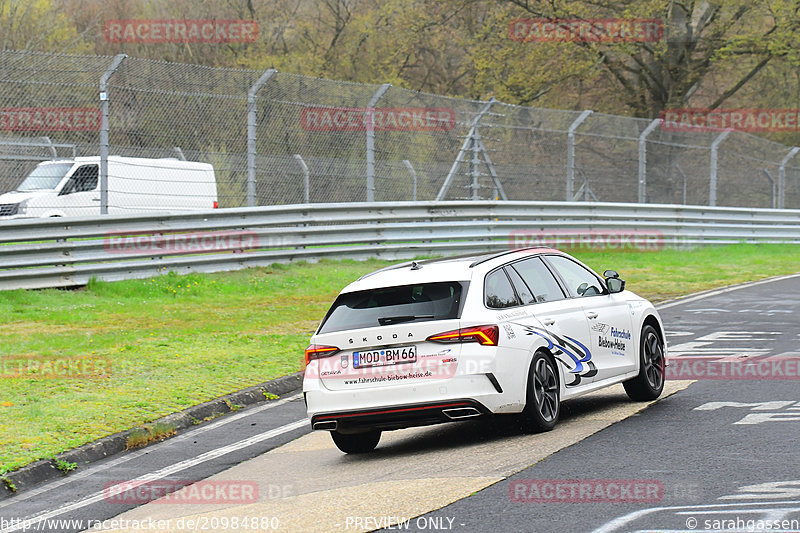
xmin=520 ymin=351 xmax=560 ymax=432
xmin=623 ymin=324 xmax=665 ymax=401
xmin=330 ymin=430 xmax=381 ymax=454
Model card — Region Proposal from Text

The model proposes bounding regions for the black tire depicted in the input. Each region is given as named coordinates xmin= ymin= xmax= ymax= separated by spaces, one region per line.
xmin=520 ymin=351 xmax=560 ymax=433
xmin=623 ymin=324 xmax=665 ymax=401
xmin=330 ymin=430 xmax=381 ymax=454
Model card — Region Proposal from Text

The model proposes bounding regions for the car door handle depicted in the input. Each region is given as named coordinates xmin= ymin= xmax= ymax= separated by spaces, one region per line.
xmin=542 ymin=318 xmax=556 ymax=326
xmin=91 ymin=198 xmax=100 ymax=201
xmin=586 ymin=312 xmax=598 ymax=319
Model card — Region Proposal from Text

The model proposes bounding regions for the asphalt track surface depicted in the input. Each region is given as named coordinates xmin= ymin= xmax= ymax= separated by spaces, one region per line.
xmin=1 ymin=273 xmax=798 ymax=533
xmin=401 ymin=273 xmax=800 ymax=533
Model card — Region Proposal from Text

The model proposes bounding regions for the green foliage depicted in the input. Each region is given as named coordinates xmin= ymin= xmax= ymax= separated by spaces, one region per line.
xmin=54 ymin=459 xmax=77 ymax=473
xmin=5 ymin=0 xmax=800 ymax=136
xmin=126 ymin=422 xmax=177 ymax=450
xmin=0 ymin=0 xmax=93 ymax=53
xmin=1 ymin=475 xmax=16 ymax=492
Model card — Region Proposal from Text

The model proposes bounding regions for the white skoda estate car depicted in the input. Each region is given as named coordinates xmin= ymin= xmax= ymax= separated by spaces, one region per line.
xmin=303 ymin=248 xmax=666 ymax=454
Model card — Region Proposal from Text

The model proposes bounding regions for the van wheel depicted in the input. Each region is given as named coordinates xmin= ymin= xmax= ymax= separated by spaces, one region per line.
xmin=520 ymin=352 xmax=560 ymax=433
xmin=330 ymin=430 xmax=381 ymax=454
xmin=623 ymin=325 xmax=665 ymax=401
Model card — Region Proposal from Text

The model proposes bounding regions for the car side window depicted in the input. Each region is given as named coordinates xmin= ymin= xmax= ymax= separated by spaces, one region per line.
xmin=545 ymin=255 xmax=604 ymax=298
xmin=511 ymin=257 xmax=566 ymax=303
xmin=485 ymin=268 xmax=520 ymax=309
xmin=59 ymin=165 xmax=98 ymax=195
xmin=505 ymin=266 xmax=536 ymax=305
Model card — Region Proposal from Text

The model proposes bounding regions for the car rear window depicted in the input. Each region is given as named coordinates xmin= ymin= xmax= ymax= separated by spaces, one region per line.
xmin=317 ymin=281 xmax=467 ymax=334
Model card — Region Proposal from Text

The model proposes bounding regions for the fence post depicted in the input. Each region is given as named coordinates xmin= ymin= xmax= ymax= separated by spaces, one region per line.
xmin=709 ymin=130 xmax=731 ymax=206
xmin=436 ymin=98 xmax=496 ymax=201
xmin=638 ymin=119 xmax=661 ymax=203
xmin=40 ymin=136 xmax=58 ymax=158
xmin=99 ymin=54 xmax=127 ymax=215
xmin=294 ymin=154 xmax=310 ymax=204
xmin=471 ymin=130 xmax=482 ymax=200
xmin=566 ymin=110 xmax=593 ymax=202
xmin=762 ymin=169 xmax=777 ymax=209
xmin=403 ymin=160 xmax=418 ymax=201
xmin=779 ymin=147 xmax=800 ymax=209
xmin=366 ymin=83 xmax=392 ymax=202
xmin=247 ymin=69 xmax=278 ymax=208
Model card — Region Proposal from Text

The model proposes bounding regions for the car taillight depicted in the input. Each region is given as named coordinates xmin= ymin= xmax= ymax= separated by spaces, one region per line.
xmin=213 ymin=201 xmax=219 ymax=209
xmin=304 ymin=344 xmax=340 ymax=365
xmin=427 ymin=325 xmax=499 ymax=346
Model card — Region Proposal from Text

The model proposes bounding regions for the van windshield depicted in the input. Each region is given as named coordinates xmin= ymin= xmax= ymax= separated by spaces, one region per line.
xmin=16 ymin=163 xmax=73 ymax=191
xmin=317 ymin=281 xmax=467 ymax=334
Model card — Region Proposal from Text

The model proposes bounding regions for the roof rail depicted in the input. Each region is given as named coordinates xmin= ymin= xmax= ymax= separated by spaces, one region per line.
xmin=468 ymin=247 xmax=549 ymax=268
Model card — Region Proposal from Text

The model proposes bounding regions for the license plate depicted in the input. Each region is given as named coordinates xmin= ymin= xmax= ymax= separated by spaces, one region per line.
xmin=353 ymin=346 xmax=417 ymax=368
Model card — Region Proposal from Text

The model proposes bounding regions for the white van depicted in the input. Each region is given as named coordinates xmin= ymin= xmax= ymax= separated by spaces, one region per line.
xmin=0 ymin=156 xmax=218 ymax=219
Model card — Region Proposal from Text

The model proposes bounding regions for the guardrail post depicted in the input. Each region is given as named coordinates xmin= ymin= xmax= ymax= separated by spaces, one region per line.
xmin=99 ymin=54 xmax=127 ymax=215
xmin=779 ymin=147 xmax=800 ymax=209
xmin=366 ymin=83 xmax=392 ymax=202
xmin=436 ymin=98 xmax=496 ymax=201
xmin=638 ymin=119 xmax=661 ymax=204
xmin=709 ymin=130 xmax=731 ymax=207
xmin=247 ymin=69 xmax=278 ymax=208
xmin=567 ymin=110 xmax=593 ymax=201
xmin=294 ymin=154 xmax=310 ymax=204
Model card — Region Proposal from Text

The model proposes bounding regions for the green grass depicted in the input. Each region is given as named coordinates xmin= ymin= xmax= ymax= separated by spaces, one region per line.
xmin=569 ymin=243 xmax=800 ymax=302
xmin=0 ymin=244 xmax=798 ymax=472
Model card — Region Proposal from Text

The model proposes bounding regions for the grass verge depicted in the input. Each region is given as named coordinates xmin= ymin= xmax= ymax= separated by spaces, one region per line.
xmin=1 ymin=244 xmax=798 ymax=472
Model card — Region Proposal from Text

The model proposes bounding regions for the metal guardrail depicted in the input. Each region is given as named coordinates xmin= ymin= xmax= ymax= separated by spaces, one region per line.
xmin=1 ymin=201 xmax=799 ymax=291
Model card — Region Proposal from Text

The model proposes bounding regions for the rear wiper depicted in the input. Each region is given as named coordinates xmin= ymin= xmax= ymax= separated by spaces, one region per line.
xmin=377 ymin=315 xmax=434 ymax=325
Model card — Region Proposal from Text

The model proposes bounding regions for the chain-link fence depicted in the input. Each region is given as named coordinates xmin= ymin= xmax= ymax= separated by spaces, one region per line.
xmin=2 ymin=49 xmax=800 ymax=217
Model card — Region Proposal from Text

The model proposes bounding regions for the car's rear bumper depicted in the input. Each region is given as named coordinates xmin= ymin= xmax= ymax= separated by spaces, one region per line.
xmin=309 ymin=398 xmax=491 ymax=434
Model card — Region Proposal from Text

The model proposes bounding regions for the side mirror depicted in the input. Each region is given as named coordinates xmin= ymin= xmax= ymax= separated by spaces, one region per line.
xmin=606 ymin=274 xmax=626 ymax=294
